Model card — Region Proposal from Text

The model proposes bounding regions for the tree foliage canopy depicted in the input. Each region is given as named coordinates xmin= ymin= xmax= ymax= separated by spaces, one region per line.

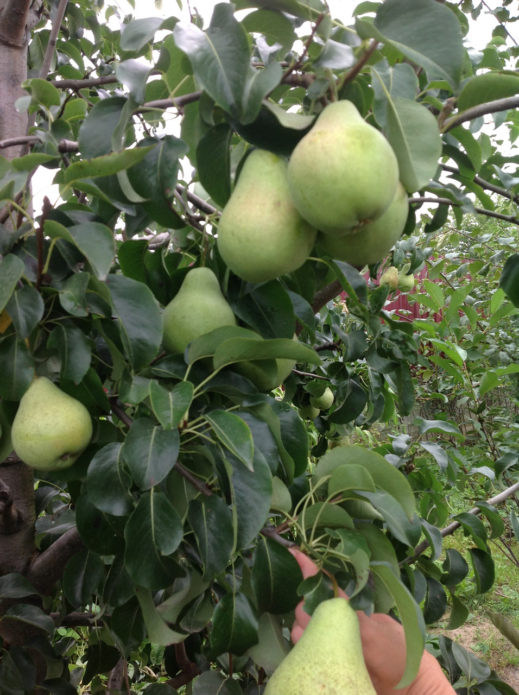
xmin=1 ymin=0 xmax=519 ymax=692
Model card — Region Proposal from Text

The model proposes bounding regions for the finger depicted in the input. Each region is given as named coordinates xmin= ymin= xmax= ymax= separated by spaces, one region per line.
xmin=289 ymin=547 xmax=319 ymax=579
xmin=294 ymin=600 xmax=312 ymax=627
xmin=291 ymin=624 xmax=304 ymax=643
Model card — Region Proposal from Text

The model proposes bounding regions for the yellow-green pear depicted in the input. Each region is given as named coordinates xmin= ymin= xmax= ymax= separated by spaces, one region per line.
xmin=163 ymin=267 xmax=237 ymax=354
xmin=237 ymin=356 xmax=295 ymax=392
xmin=398 ymin=272 xmax=415 ymax=292
xmin=287 ymin=101 xmax=399 ymax=234
xmin=298 ymin=403 xmax=320 ymax=420
xmin=379 ymin=266 xmax=399 ymax=290
xmin=217 ymin=149 xmax=317 ymax=283
xmin=11 ymin=377 xmax=93 ymax=471
xmin=318 ymin=182 xmax=408 ymax=267
xmin=310 ymin=386 xmax=334 ymax=410
xmin=264 ymin=597 xmax=376 ymax=694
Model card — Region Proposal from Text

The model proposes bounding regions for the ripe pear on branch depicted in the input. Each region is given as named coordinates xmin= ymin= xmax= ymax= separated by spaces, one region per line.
xmin=287 ymin=100 xmax=399 ymax=234
xmin=162 ymin=267 xmax=237 ymax=354
xmin=217 ymin=149 xmax=317 ymax=283
xmin=318 ymin=182 xmax=409 ymax=267
xmin=11 ymin=377 xmax=93 ymax=471
xmin=264 ymin=597 xmax=376 ymax=694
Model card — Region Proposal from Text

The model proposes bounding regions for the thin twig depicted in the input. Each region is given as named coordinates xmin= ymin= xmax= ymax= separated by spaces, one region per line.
xmin=407 ymin=481 xmax=519 ymax=562
xmin=39 ymin=0 xmax=68 ymax=78
xmin=282 ymin=13 xmax=325 ymax=83
xmin=410 ymin=196 xmax=519 ymax=226
xmin=338 ymin=39 xmax=379 ymax=91
xmin=442 ymin=95 xmax=519 ymax=132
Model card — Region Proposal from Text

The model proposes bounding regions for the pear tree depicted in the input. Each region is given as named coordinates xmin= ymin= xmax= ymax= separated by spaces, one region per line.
xmin=1 ymin=0 xmax=519 ymax=692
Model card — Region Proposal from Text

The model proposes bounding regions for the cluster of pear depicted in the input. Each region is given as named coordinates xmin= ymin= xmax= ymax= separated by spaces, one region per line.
xmin=162 ymin=101 xmax=407 ymax=387
xmin=11 ymin=377 xmax=92 ymax=471
xmin=264 ymin=596 xmax=376 ymax=694
xmin=217 ymin=100 xmax=408 ymax=281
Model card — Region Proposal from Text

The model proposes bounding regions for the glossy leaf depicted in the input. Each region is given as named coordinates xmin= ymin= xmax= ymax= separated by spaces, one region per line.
xmin=124 ymin=490 xmax=183 ymax=589
xmin=5 ymin=285 xmax=44 ymax=339
xmin=87 ymin=442 xmax=133 ymax=517
xmin=205 ymin=410 xmax=254 ymax=470
xmin=135 ymin=587 xmax=186 ymax=646
xmin=188 ymin=496 xmax=234 ymax=579
xmin=123 ymin=418 xmax=179 ymax=489
xmin=106 ymin=275 xmax=162 ymax=370
xmin=149 ymin=380 xmax=194 ymax=429
xmin=252 ymin=536 xmax=302 ymax=614
xmin=0 ymin=255 xmax=25 ymax=314
xmin=209 ymin=591 xmax=259 ymax=656
xmin=63 ymin=549 xmax=105 ymax=608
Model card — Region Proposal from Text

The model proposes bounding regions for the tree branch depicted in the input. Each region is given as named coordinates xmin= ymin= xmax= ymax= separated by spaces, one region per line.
xmin=0 ymin=478 xmax=23 ymax=534
xmin=39 ymin=0 xmax=68 ymax=79
xmin=408 ymin=481 xmax=519 ymax=562
xmin=311 ymin=279 xmax=344 ymax=314
xmin=442 ymin=95 xmax=519 ymax=132
xmin=27 ymin=527 xmax=84 ymax=594
xmin=440 ymin=163 xmax=519 ymax=205
xmin=338 ymin=39 xmax=379 ymax=91
xmin=410 ymin=196 xmax=519 ymax=226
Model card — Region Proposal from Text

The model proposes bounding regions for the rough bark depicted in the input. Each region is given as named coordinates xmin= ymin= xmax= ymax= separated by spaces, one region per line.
xmin=0 ymin=0 xmax=30 ymax=159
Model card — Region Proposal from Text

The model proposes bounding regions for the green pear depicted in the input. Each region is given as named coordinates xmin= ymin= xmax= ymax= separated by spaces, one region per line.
xmin=163 ymin=267 xmax=237 ymax=354
xmin=217 ymin=149 xmax=317 ymax=283
xmin=318 ymin=182 xmax=408 ymax=267
xmin=287 ymin=101 xmax=399 ymax=234
xmin=298 ymin=403 xmax=320 ymax=420
xmin=379 ymin=266 xmax=399 ymax=290
xmin=264 ymin=597 xmax=376 ymax=694
xmin=237 ymin=356 xmax=295 ymax=392
xmin=11 ymin=377 xmax=93 ymax=471
xmin=398 ymin=272 xmax=415 ymax=292
xmin=310 ymin=386 xmax=334 ymax=410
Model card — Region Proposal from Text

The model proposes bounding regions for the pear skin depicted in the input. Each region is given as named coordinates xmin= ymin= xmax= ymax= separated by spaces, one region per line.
xmin=318 ymin=182 xmax=408 ymax=266
xmin=264 ymin=597 xmax=376 ymax=694
xmin=287 ymin=101 xmax=399 ymax=234
xmin=163 ymin=267 xmax=237 ymax=354
xmin=217 ymin=149 xmax=317 ymax=283
xmin=11 ymin=377 xmax=93 ymax=471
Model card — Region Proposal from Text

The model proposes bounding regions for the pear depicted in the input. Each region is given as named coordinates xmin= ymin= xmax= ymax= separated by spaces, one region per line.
xmin=287 ymin=101 xmax=399 ymax=234
xmin=264 ymin=597 xmax=376 ymax=694
xmin=379 ymin=266 xmax=399 ymax=290
xmin=163 ymin=267 xmax=237 ymax=354
xmin=298 ymin=403 xmax=320 ymax=420
xmin=310 ymin=386 xmax=334 ymax=410
xmin=318 ymin=182 xmax=408 ymax=267
xmin=11 ymin=377 xmax=93 ymax=471
xmin=217 ymin=149 xmax=317 ymax=283
xmin=237 ymin=356 xmax=295 ymax=392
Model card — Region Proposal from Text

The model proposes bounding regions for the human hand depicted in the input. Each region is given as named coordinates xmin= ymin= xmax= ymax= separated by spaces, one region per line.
xmin=289 ymin=548 xmax=455 ymax=695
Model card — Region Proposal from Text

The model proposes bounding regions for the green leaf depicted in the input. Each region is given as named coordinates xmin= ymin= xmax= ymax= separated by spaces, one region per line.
xmin=196 ymin=124 xmax=232 ymax=207
xmin=378 ymin=95 xmax=442 ymax=192
xmin=0 ymin=573 xmax=38 ymax=599
xmin=78 ymin=96 xmax=127 ymax=158
xmin=241 ymin=61 xmax=283 ymax=124
xmin=193 ymin=672 xmax=243 ymax=695
xmin=458 ymin=71 xmax=519 ymax=112
xmin=124 ymin=489 xmax=183 ymax=589
xmin=5 ymin=285 xmax=44 ymax=339
xmin=116 ymin=59 xmax=151 ymax=104
xmin=0 ymin=337 xmax=35 ymax=400
xmin=0 ymin=255 xmax=25 ymax=314
xmin=222 ymin=449 xmax=272 ymax=549
xmin=87 ymin=442 xmax=133 ymax=517
xmin=63 ymin=549 xmax=105 ymax=607
xmin=122 ymin=418 xmax=179 ymax=489
xmin=358 ymin=490 xmax=420 ymax=546
xmin=245 ymin=612 xmax=290 ymax=674
xmin=420 ymin=520 xmax=443 ymax=561
xmin=371 ymin=564 xmax=425 ymax=688
xmin=327 ymin=463 xmax=376 ymax=496
xmin=302 ymin=502 xmax=354 ymax=531
xmin=500 ymin=253 xmax=519 ymax=307
xmin=487 ymin=611 xmax=519 ymax=651
xmin=56 ymin=147 xmax=154 ymax=186
xmin=416 ymin=417 xmax=462 ymax=437
xmin=188 ymin=496 xmax=234 ymax=579
xmin=4 ymin=603 xmax=55 ymax=635
xmin=447 ymin=594 xmax=469 ymax=629
xmin=59 ymin=272 xmax=91 ymax=317
xmin=186 ymin=325 xmax=259 ymax=364
xmin=173 ymin=4 xmax=250 ymax=120
xmin=252 ymin=536 xmax=302 ymax=614
xmin=149 ymin=380 xmax=194 ymax=429
xmin=23 ymin=77 xmax=61 ymax=107
xmin=47 ymin=323 xmax=91 ymax=384
xmin=234 ymin=281 xmax=296 ymax=339
xmin=209 ymin=591 xmax=259 ymax=656
xmin=45 ymin=220 xmax=115 ymax=280
xmin=106 ymin=274 xmax=162 ymax=370
xmin=82 ymin=642 xmax=121 ymax=685
xmin=120 ymin=17 xmax=164 ymax=51
xmin=469 ymin=548 xmax=495 ymax=594
xmin=423 ymin=576 xmax=447 ymax=624
xmin=454 ymin=513 xmax=488 ymax=551
xmin=373 ymin=0 xmax=463 ymax=87
xmin=205 ymin=410 xmax=254 ymax=470
xmin=442 ymin=548 xmax=469 ymax=589
xmin=213 ymin=337 xmax=320 ymax=371
xmin=135 ymin=587 xmax=186 ymax=646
